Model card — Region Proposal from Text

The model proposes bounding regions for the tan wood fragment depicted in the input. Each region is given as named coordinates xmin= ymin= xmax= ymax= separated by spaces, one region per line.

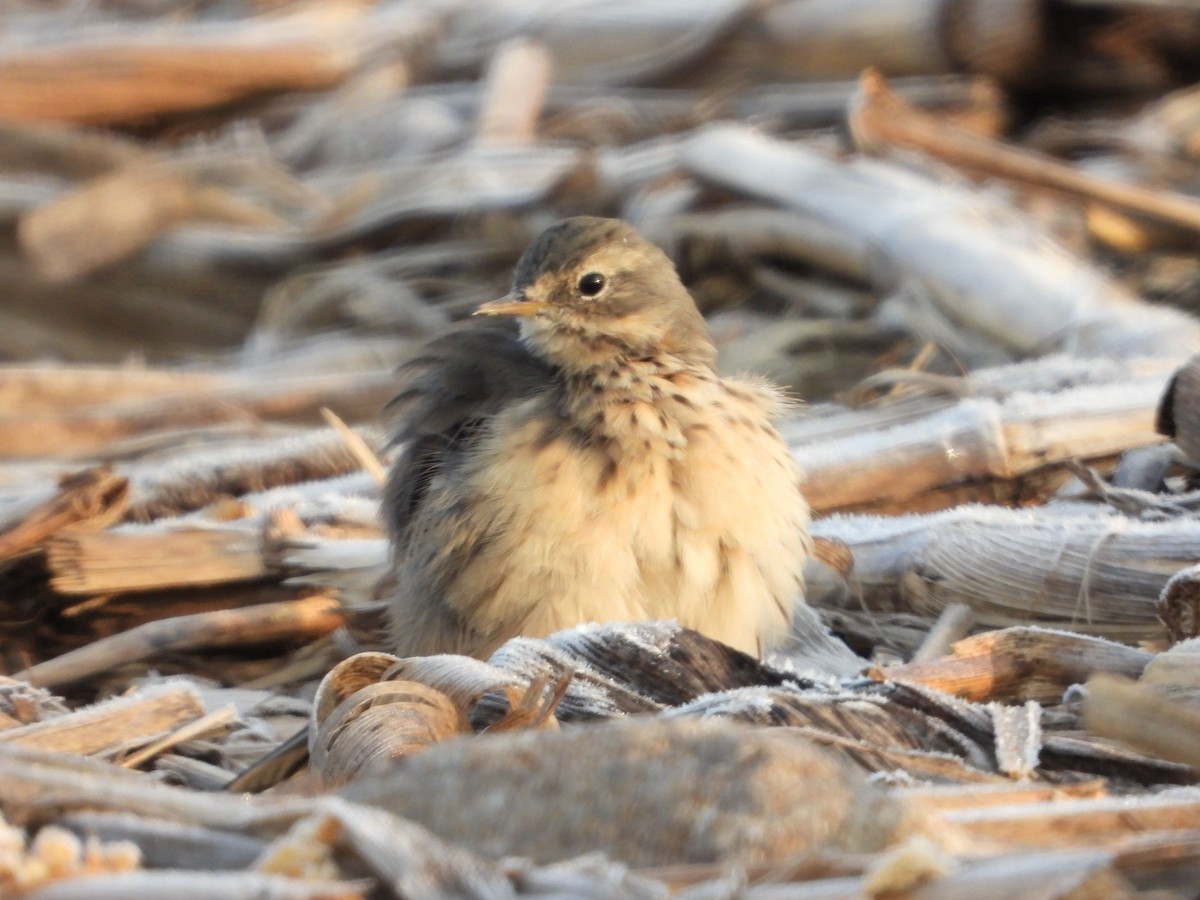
xmin=880 ymin=849 xmax=1138 ymax=899
xmin=0 ymin=688 xmax=204 ymax=757
xmin=885 ymin=628 xmax=1152 ymax=702
xmin=810 ymin=536 xmax=854 ymax=577
xmin=47 ymin=527 xmax=268 ymax=594
xmin=119 ymin=706 xmax=238 ymax=769
xmin=17 ymin=595 xmax=344 ymax=688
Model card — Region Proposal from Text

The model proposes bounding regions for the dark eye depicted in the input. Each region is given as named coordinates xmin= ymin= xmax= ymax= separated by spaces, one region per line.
xmin=577 ymin=272 xmax=606 ymax=297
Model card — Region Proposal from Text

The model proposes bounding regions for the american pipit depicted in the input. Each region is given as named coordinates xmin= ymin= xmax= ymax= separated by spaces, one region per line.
xmin=384 ymin=216 xmax=809 ymax=658
xmin=227 ymin=216 xmax=842 ymax=792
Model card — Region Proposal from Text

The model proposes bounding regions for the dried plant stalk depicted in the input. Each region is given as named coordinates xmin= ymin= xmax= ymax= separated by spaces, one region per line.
xmin=119 ymin=706 xmax=237 ymax=770
xmin=850 ymin=69 xmax=1200 ymax=234
xmin=810 ymin=505 xmax=1200 ymax=640
xmin=794 ymin=374 xmax=1168 ymax=514
xmin=910 ymin=604 xmax=975 ymax=663
xmin=305 ymin=652 xmax=555 ymax=786
xmin=438 ymin=0 xmax=750 ymax=85
xmin=0 ymin=120 xmax=147 ymax=179
xmin=18 ymin=595 xmax=344 ymax=688
xmin=758 ymin=0 xmax=956 ymax=78
xmin=312 ymin=680 xmax=466 ymax=786
xmin=900 ymin=781 xmax=1107 ymax=813
xmin=906 ymin=513 xmax=1195 ymax=638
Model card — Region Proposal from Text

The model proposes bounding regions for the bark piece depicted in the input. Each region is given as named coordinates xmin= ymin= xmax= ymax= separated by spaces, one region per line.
xmin=1156 ymin=352 xmax=1200 ymax=463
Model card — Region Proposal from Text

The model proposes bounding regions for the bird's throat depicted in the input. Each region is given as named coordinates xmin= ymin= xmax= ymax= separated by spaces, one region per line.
xmin=558 ymin=359 xmax=708 ymax=458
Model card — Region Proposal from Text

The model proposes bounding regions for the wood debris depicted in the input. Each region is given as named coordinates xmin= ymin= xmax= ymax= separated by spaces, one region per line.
xmin=1 ymin=0 xmax=1200 ymax=896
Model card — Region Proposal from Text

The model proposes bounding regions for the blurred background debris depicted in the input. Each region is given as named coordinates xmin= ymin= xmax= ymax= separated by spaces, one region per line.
xmin=2 ymin=0 xmax=1200 ymax=896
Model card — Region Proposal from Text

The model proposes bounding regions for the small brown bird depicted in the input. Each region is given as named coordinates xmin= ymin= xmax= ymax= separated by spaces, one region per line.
xmin=383 ymin=216 xmax=809 ymax=658
xmin=227 ymin=217 xmax=839 ymax=792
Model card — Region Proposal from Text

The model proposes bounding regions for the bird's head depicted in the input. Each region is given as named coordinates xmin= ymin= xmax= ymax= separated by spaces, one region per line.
xmin=474 ymin=217 xmax=716 ymax=374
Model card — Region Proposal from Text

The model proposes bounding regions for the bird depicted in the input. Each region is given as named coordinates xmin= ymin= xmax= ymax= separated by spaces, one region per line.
xmin=226 ymin=216 xmax=838 ymax=793
xmin=382 ymin=215 xmax=810 ymax=659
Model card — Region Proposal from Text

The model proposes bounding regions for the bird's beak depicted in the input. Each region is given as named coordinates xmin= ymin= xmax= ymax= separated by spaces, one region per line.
xmin=473 ymin=292 xmax=549 ymax=318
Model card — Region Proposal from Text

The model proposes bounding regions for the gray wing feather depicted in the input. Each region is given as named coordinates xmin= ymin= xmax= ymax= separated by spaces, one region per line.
xmin=382 ymin=318 xmax=553 ymax=657
xmin=382 ymin=318 xmax=551 ymax=537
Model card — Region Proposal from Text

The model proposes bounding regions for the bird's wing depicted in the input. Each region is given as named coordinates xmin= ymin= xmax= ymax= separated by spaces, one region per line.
xmin=381 ymin=318 xmax=554 ymax=657
xmin=382 ymin=317 xmax=553 ymax=543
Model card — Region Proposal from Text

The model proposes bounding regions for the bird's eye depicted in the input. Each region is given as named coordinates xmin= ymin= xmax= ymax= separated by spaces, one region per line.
xmin=577 ymin=272 xmax=606 ymax=297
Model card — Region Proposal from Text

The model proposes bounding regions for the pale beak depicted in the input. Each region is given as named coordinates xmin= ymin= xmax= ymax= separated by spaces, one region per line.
xmin=473 ymin=292 xmax=549 ymax=318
